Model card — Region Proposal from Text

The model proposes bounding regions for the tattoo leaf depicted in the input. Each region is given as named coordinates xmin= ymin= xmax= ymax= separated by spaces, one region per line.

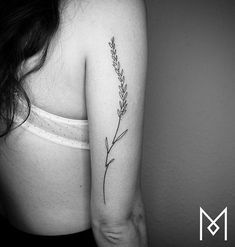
xmin=119 ymin=91 xmax=123 ymax=100
xmin=123 ymin=92 xmax=128 ymax=101
xmin=122 ymin=76 xmax=125 ymax=83
xmin=115 ymin=129 xmax=128 ymax=142
xmin=107 ymin=158 xmax=115 ymax=166
xmin=117 ymin=62 xmax=120 ymax=70
xmin=105 ymin=137 xmax=109 ymax=151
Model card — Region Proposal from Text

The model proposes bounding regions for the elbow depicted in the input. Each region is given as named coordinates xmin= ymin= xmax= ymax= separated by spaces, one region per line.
xmin=91 ymin=211 xmax=133 ymax=234
xmin=91 ymin=217 xmax=139 ymax=245
xmin=91 ymin=207 xmax=146 ymax=245
xmin=90 ymin=191 xmax=147 ymax=244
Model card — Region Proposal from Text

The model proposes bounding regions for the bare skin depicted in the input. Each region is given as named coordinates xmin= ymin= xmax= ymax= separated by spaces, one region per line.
xmin=0 ymin=0 xmax=148 ymax=245
xmin=0 ymin=0 xmax=90 ymax=235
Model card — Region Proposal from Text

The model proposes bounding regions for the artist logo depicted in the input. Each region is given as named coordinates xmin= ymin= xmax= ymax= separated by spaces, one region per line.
xmin=200 ymin=207 xmax=227 ymax=241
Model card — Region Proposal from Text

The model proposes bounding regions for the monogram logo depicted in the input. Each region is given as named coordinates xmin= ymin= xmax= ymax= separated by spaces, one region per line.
xmin=200 ymin=207 xmax=227 ymax=241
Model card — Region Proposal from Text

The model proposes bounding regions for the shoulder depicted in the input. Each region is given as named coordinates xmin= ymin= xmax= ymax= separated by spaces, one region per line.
xmin=84 ymin=0 xmax=146 ymax=14
xmin=83 ymin=0 xmax=146 ymax=26
xmin=59 ymin=0 xmax=147 ymax=63
xmin=68 ymin=0 xmax=147 ymax=15
xmin=75 ymin=0 xmax=147 ymax=53
xmin=62 ymin=0 xmax=147 ymax=35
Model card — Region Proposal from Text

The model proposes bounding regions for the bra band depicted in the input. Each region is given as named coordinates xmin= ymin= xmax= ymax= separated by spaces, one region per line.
xmin=14 ymin=98 xmax=90 ymax=150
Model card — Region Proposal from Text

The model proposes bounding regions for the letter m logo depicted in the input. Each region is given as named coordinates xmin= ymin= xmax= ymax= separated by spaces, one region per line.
xmin=200 ymin=207 xmax=227 ymax=241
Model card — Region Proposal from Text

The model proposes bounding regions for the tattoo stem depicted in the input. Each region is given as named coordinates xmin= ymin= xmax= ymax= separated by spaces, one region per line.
xmin=103 ymin=166 xmax=109 ymax=204
xmin=103 ymin=116 xmax=121 ymax=204
xmin=112 ymin=116 xmax=121 ymax=146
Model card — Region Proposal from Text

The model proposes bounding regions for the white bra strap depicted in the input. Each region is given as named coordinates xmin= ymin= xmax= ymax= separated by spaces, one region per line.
xmin=14 ymin=99 xmax=90 ymax=150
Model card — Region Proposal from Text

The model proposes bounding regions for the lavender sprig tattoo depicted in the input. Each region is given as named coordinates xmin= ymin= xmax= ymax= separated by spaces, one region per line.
xmin=103 ymin=37 xmax=128 ymax=205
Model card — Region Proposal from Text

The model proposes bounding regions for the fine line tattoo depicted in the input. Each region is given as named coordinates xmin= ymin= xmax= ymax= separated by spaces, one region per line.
xmin=103 ymin=37 xmax=128 ymax=205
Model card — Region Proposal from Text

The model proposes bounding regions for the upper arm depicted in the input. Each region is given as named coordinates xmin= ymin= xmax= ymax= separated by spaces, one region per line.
xmin=84 ymin=0 xmax=147 ymax=224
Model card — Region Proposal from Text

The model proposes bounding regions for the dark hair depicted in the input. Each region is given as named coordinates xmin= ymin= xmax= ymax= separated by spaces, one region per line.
xmin=0 ymin=0 xmax=63 ymax=137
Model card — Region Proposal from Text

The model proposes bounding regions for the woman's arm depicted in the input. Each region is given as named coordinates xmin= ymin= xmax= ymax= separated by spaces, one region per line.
xmin=85 ymin=0 xmax=148 ymax=246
